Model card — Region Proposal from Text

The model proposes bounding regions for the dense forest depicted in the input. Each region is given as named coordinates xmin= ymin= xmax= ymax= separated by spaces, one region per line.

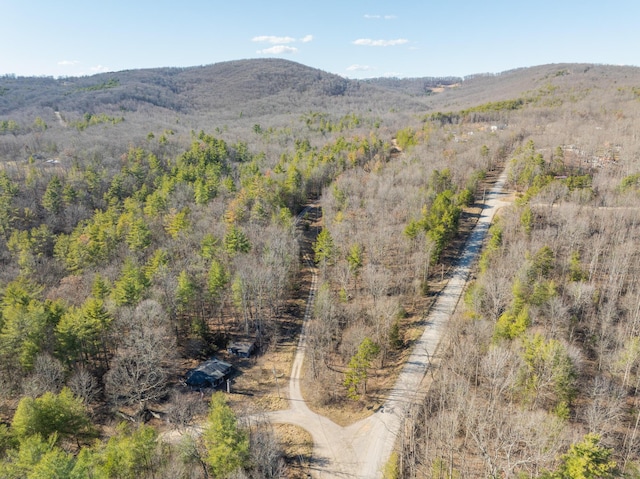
xmin=1 ymin=58 xmax=640 ymax=478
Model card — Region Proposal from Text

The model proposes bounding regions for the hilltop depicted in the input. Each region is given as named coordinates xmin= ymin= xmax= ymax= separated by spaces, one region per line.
xmin=0 ymin=59 xmax=416 ymax=117
xmin=2 ymin=58 xmax=639 ymax=133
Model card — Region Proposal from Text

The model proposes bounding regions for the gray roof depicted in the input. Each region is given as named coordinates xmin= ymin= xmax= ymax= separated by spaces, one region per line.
xmin=227 ymin=341 xmax=256 ymax=355
xmin=186 ymin=358 xmax=232 ymax=386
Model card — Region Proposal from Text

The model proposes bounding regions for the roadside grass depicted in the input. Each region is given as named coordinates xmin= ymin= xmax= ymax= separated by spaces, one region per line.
xmin=273 ymin=424 xmax=313 ymax=479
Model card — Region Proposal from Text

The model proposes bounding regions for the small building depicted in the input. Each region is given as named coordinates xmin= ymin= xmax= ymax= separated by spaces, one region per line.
xmin=227 ymin=341 xmax=256 ymax=358
xmin=185 ymin=358 xmax=232 ymax=389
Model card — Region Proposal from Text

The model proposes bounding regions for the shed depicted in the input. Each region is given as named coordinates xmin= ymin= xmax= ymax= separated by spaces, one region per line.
xmin=185 ymin=358 xmax=232 ymax=388
xmin=227 ymin=341 xmax=256 ymax=358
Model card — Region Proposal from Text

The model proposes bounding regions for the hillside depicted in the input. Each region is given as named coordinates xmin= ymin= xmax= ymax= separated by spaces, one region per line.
xmin=4 ymin=60 xmax=639 ymax=115
xmin=0 ymin=58 xmax=434 ymax=165
xmin=0 ymin=58 xmax=424 ymax=118
xmin=2 ymin=59 xmax=640 ymax=478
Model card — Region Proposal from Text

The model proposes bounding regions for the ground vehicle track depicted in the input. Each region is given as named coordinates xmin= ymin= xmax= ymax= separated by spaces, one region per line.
xmin=265 ymin=171 xmax=510 ymax=478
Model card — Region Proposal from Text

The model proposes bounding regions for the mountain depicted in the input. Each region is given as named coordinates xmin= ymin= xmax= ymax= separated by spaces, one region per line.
xmin=0 ymin=59 xmax=422 ymax=118
xmin=4 ymin=58 xmax=640 ymax=170
xmin=3 ymin=59 xmax=640 ymax=121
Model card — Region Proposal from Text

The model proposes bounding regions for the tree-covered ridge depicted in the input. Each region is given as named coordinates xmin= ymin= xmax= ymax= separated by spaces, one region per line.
xmin=0 ymin=58 xmax=415 ymax=118
xmin=3 ymin=59 xmax=640 ymax=478
xmin=405 ymin=128 xmax=640 ymax=477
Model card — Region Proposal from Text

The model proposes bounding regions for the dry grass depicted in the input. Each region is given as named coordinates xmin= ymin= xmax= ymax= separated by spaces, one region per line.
xmin=224 ymin=337 xmax=297 ymax=415
xmin=273 ymin=424 xmax=313 ymax=479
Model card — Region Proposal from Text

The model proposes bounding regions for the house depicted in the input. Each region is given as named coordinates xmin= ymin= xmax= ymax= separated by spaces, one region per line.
xmin=185 ymin=358 xmax=232 ymax=388
xmin=227 ymin=341 xmax=257 ymax=358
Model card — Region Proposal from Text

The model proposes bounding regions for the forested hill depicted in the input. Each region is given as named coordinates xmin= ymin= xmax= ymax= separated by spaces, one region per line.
xmin=3 ymin=59 xmax=639 ymax=117
xmin=4 ymin=57 xmax=640 ymax=478
xmin=0 ymin=58 xmax=423 ymax=117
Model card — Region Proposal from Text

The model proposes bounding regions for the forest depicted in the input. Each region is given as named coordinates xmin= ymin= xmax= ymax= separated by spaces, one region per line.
xmin=1 ymin=58 xmax=640 ymax=478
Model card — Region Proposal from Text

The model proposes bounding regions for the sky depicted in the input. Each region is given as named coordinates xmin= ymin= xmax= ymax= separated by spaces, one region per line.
xmin=1 ymin=0 xmax=639 ymax=80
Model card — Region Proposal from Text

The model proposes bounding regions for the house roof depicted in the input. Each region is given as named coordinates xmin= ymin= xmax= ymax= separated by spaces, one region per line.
xmin=185 ymin=358 xmax=232 ymax=386
xmin=227 ymin=341 xmax=256 ymax=355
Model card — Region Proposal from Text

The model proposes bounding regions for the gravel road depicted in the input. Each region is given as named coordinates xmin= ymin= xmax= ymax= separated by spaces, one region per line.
xmin=265 ymin=170 xmax=510 ymax=478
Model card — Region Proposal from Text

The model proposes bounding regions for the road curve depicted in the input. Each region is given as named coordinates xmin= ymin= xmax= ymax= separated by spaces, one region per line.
xmin=265 ymin=171 xmax=510 ymax=478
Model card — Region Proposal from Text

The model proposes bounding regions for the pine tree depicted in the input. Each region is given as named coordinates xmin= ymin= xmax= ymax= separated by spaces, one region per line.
xmin=203 ymin=392 xmax=249 ymax=478
xmin=313 ymin=228 xmax=335 ymax=267
xmin=344 ymin=337 xmax=380 ymax=400
xmin=207 ymin=259 xmax=228 ymax=301
xmin=12 ymin=388 xmax=94 ymax=444
xmin=176 ymin=270 xmax=196 ymax=313
xmin=42 ymin=176 xmax=64 ymax=215
xmin=542 ymin=433 xmax=617 ymax=479
xmin=126 ymin=218 xmax=152 ymax=252
xmin=223 ymin=225 xmax=251 ymax=255
xmin=112 ymin=259 xmax=149 ymax=306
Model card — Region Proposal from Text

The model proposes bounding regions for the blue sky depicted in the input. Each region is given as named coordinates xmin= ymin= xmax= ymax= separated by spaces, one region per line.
xmin=2 ymin=0 xmax=639 ymax=79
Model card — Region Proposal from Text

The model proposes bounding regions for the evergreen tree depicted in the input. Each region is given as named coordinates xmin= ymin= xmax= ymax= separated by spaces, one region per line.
xmin=203 ymin=392 xmax=249 ymax=478
xmin=176 ymin=270 xmax=196 ymax=313
xmin=125 ymin=218 xmax=152 ymax=252
xmin=12 ymin=388 xmax=94 ymax=444
xmin=164 ymin=207 xmax=190 ymax=239
xmin=25 ymin=447 xmax=75 ymax=479
xmin=223 ymin=225 xmax=251 ymax=255
xmin=313 ymin=228 xmax=335 ymax=267
xmin=0 ymin=298 xmax=52 ymax=371
xmin=542 ymin=433 xmax=617 ymax=479
xmin=55 ymin=298 xmax=111 ymax=366
xmin=344 ymin=337 xmax=380 ymax=400
xmin=200 ymin=233 xmax=219 ymax=260
xmin=207 ymin=259 xmax=228 ymax=301
xmin=91 ymin=274 xmax=111 ymax=300
xmin=98 ymin=423 xmax=158 ymax=479
xmin=42 ymin=176 xmax=64 ymax=215
xmin=112 ymin=259 xmax=149 ymax=306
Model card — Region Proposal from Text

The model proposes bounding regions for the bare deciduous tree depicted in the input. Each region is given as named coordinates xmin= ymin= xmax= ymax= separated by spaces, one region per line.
xmin=68 ymin=366 xmax=99 ymax=405
xmin=105 ymin=300 xmax=176 ymax=407
xmin=166 ymin=390 xmax=207 ymax=431
xmin=21 ymin=353 xmax=65 ymax=397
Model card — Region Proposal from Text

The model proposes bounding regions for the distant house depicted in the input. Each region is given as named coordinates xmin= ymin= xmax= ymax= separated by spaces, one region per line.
xmin=227 ymin=341 xmax=256 ymax=358
xmin=185 ymin=358 xmax=232 ymax=388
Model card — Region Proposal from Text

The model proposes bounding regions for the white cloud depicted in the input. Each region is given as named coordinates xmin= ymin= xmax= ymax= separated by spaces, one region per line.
xmin=364 ymin=14 xmax=397 ymax=20
xmin=346 ymin=64 xmax=374 ymax=72
xmin=300 ymin=35 xmax=313 ymax=43
xmin=257 ymin=45 xmax=298 ymax=55
xmin=252 ymin=35 xmax=296 ymax=44
xmin=353 ymin=38 xmax=409 ymax=47
xmin=58 ymin=60 xmax=79 ymax=66
xmin=90 ymin=65 xmax=110 ymax=73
